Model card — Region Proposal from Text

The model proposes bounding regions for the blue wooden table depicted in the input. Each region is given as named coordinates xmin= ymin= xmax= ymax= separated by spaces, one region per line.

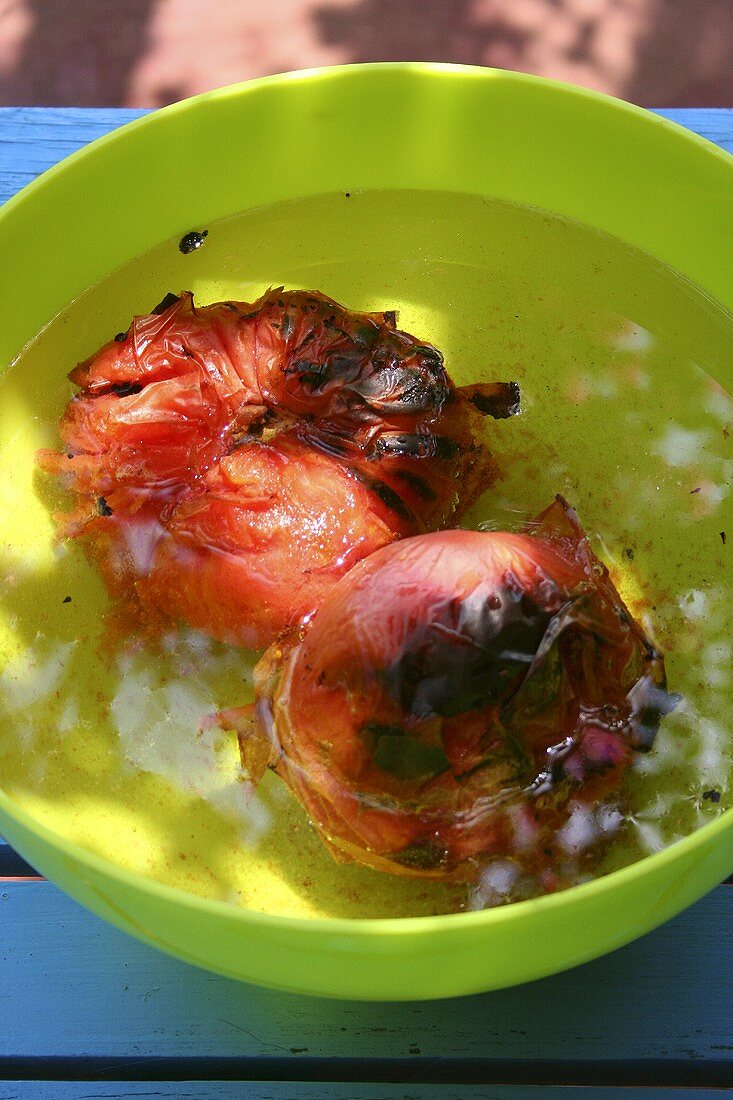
xmin=0 ymin=106 xmax=731 ymax=1100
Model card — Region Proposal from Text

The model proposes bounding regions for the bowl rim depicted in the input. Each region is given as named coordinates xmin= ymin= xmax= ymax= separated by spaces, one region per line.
xmin=1 ymin=60 xmax=731 ymax=936
xmin=3 ymin=60 xmax=733 ymax=228
xmin=2 ymin=776 xmax=730 ymax=934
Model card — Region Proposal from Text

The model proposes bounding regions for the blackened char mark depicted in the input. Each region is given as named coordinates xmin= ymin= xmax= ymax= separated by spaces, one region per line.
xmin=627 ymin=673 xmax=680 ymax=750
xmin=383 ymin=586 xmax=551 ymax=719
xmin=280 ymin=312 xmax=295 ymax=339
xmin=433 ymin=436 xmax=460 ymax=459
xmin=462 ymin=381 xmax=521 ymax=419
xmin=107 ymin=381 xmax=143 ymax=397
xmin=289 ymin=350 xmax=366 ymax=394
xmin=391 ymin=842 xmax=448 ymax=870
xmin=295 ymin=420 xmax=354 ymax=460
xmin=352 ymin=343 xmax=450 ymax=416
xmin=150 ymin=292 xmax=181 ymax=316
xmin=368 ymin=433 xmax=459 ymax=461
xmin=393 ymin=469 xmax=438 ymax=501
xmin=348 ymin=466 xmax=415 ymax=524
xmin=369 ymin=478 xmax=414 ymax=523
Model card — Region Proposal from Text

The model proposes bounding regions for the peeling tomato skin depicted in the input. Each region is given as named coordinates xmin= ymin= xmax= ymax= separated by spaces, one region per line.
xmin=39 ymin=289 xmax=509 ymax=646
xmin=252 ymin=499 xmax=675 ymax=882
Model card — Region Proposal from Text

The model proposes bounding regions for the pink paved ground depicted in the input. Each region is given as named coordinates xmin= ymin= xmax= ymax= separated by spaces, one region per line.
xmin=0 ymin=0 xmax=730 ymax=109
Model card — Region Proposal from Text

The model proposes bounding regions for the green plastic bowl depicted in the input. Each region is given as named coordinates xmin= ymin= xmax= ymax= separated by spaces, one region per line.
xmin=1 ymin=64 xmax=732 ymax=1000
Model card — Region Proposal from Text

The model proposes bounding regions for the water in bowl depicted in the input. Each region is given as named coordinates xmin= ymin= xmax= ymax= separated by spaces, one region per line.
xmin=0 ymin=189 xmax=730 ymax=917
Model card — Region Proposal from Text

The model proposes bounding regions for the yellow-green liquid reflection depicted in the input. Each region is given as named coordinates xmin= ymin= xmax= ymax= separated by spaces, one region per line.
xmin=0 ymin=190 xmax=730 ymax=917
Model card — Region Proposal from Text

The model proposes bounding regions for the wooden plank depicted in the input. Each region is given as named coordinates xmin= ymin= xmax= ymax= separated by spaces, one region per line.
xmin=0 ymin=107 xmax=731 ymax=214
xmin=0 ymin=1086 xmax=727 ymax=1100
xmin=1 ymin=881 xmax=731 ymax=1064
xmin=0 ymin=107 xmax=146 ymax=204
xmin=655 ymin=107 xmax=733 ymax=154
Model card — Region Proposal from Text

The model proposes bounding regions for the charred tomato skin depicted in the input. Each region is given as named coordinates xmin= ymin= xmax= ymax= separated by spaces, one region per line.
xmin=248 ymin=499 xmax=674 ymax=883
xmin=40 ymin=289 xmax=515 ymax=646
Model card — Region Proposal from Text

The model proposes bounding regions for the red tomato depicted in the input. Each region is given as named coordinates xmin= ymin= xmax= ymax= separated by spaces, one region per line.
xmin=137 ymin=432 xmax=417 ymax=647
xmin=245 ymin=498 xmax=675 ymax=882
xmin=40 ymin=289 xmax=517 ymax=646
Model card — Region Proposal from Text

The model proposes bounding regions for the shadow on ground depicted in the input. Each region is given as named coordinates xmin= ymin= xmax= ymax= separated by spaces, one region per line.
xmin=0 ymin=1 xmax=158 ymax=107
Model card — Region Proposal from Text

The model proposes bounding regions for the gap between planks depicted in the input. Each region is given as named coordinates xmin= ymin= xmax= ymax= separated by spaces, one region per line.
xmin=0 ymin=1055 xmax=731 ymax=1089
xmin=0 ymin=1085 xmax=729 ymax=1100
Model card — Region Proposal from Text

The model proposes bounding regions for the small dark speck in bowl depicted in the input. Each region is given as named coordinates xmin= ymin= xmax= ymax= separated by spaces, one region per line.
xmin=179 ymin=229 xmax=208 ymax=254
